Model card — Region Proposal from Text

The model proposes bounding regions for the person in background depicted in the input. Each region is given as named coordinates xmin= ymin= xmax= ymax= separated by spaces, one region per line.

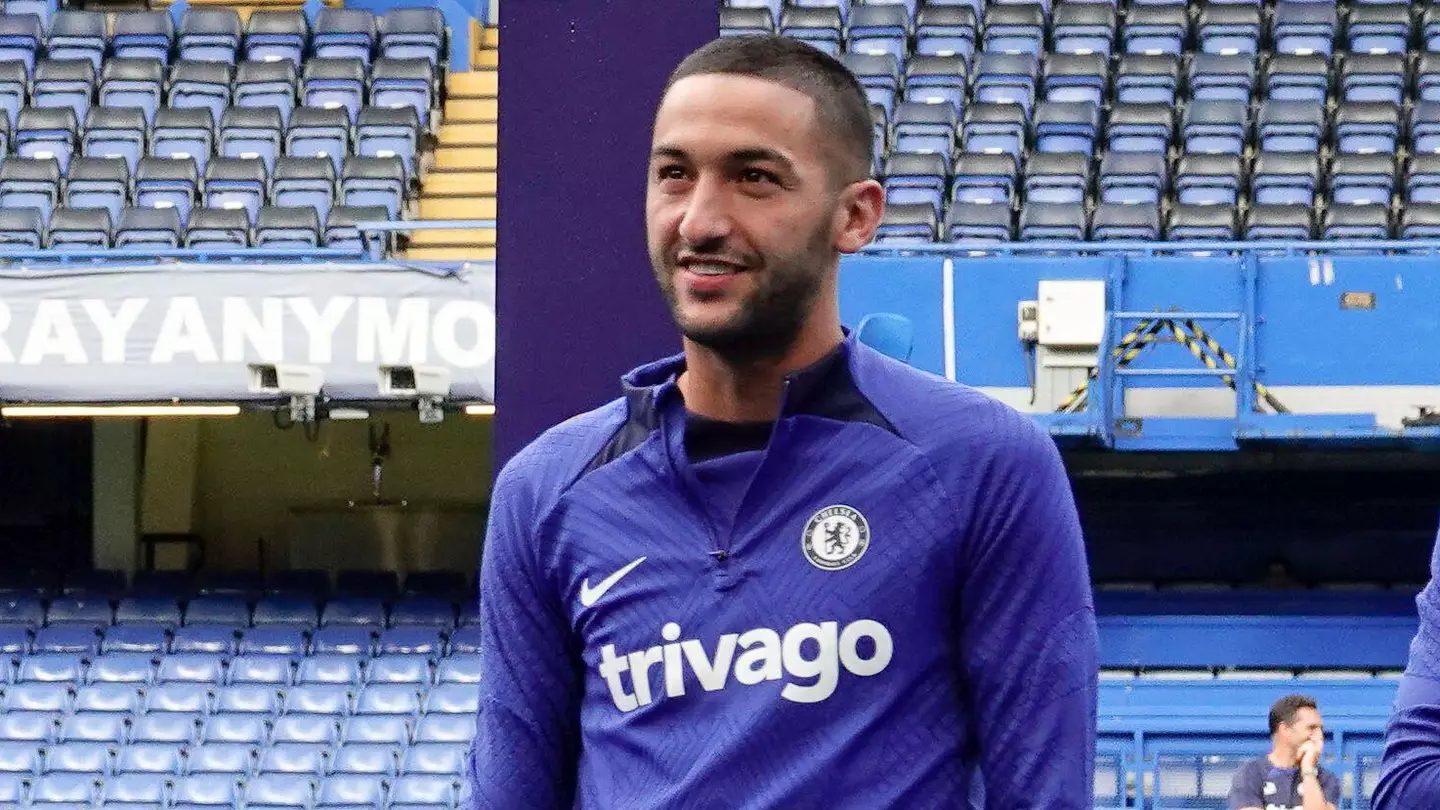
xmin=1228 ymin=694 xmax=1340 ymax=810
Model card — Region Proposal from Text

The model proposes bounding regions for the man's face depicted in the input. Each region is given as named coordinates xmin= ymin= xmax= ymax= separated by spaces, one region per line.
xmin=645 ymin=73 xmax=854 ymax=363
xmin=1283 ymin=707 xmax=1324 ymax=750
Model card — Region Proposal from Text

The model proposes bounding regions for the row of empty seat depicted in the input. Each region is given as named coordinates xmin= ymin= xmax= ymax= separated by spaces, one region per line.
xmin=725 ymin=0 xmax=1433 ymax=62
xmin=0 ymin=593 xmax=476 ymax=630
xmin=0 ymin=771 xmax=462 ymax=810
xmin=0 ymin=204 xmax=389 ymax=251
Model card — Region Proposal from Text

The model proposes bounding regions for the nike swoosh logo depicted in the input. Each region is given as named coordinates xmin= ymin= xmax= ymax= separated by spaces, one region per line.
xmin=579 ymin=556 xmax=647 ymax=608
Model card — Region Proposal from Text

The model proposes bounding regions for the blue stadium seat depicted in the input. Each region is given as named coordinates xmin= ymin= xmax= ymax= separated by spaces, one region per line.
xmin=252 ymin=597 xmax=319 ymax=628
xmin=298 ymin=654 xmax=363 ymax=686
xmin=180 ymin=8 xmax=242 ymax=64
xmin=284 ymin=107 xmax=349 ymax=173
xmin=944 ymin=201 xmax=1012 ymax=241
xmin=59 ymin=711 xmax=127 ymax=745
xmin=414 ymin=713 xmax=473 ymax=745
xmin=220 ymin=107 xmax=283 ymax=174
xmin=914 ymin=5 xmax=974 ymax=58
xmin=1257 ymin=100 xmax=1325 ymax=153
xmin=0 ymin=595 xmax=43 ymax=628
xmin=1411 ymin=103 xmax=1440 ymax=155
xmin=0 ymin=741 xmax=42 ymax=776
xmin=1400 ymin=203 xmax=1440 ymax=238
xmin=128 ymin=712 xmax=199 ymax=745
xmin=255 ymin=205 xmax=321 ymax=247
xmin=1166 ymin=203 xmax=1238 ymax=240
xmin=171 ymin=774 xmax=242 ymax=809
xmin=287 ymin=683 xmax=352 ymax=716
xmin=244 ymin=9 xmax=309 ymax=67
xmin=214 ymin=683 xmax=282 ymax=716
xmin=115 ymin=597 xmax=182 ymax=628
xmin=1052 ymin=2 xmax=1113 ymax=56
xmin=112 ymin=11 xmax=174 ymax=64
xmin=892 ymin=101 xmax=955 ymax=156
xmin=1123 ymin=5 xmax=1185 ymax=56
xmin=973 ymin=52 xmax=1038 ymax=113
xmin=259 ymin=743 xmax=328 ymax=775
xmin=46 ymin=11 xmax=107 ymax=72
xmin=368 ymin=655 xmax=430 ymax=685
xmin=1245 ymin=203 xmax=1315 ymax=240
xmin=1022 ymin=153 xmax=1088 ymax=204
xmin=317 ymin=774 xmax=386 ymax=808
xmin=1175 ymin=154 xmax=1244 ymax=205
xmin=134 ymin=158 xmax=199 ymax=226
xmin=371 ymin=58 xmax=435 ymax=130
xmin=388 ymin=597 xmax=453 ymax=629
xmin=227 ymin=654 xmax=294 ymax=686
xmin=331 ymin=744 xmax=397 ymax=776
xmin=1334 ymin=102 xmax=1401 ymax=155
xmin=150 ymin=108 xmax=215 ymax=176
xmin=19 ymin=652 xmax=85 ymax=684
xmin=195 ymin=572 xmax=262 ymax=599
xmin=322 ymin=597 xmax=387 ymax=628
xmin=378 ymin=7 xmax=445 ymax=66
xmin=1032 ymin=100 xmax=1098 ymax=156
xmin=1105 ymin=102 xmax=1171 ymax=153
xmin=1090 ymin=202 xmax=1162 ymax=241
xmin=63 ymin=157 xmax=127 ymax=225
xmin=444 ymin=627 xmax=480 ymax=657
xmin=1251 ymin=152 xmax=1318 ymax=206
xmin=47 ymin=206 xmax=109 ymax=251
xmin=388 ymin=775 xmax=458 ymax=810
xmin=234 ymin=61 xmax=298 ymax=127
xmin=0 ymin=710 xmax=58 ymax=744
xmin=961 ymin=103 xmax=1026 ymax=159
xmin=313 ymin=8 xmax=376 ymax=65
xmin=379 ymin=627 xmax=442 ymax=657
xmin=203 ymin=713 xmax=268 ymax=746
xmin=238 ymin=626 xmax=308 ymax=656
xmin=1114 ymin=54 xmax=1179 ymax=104
xmin=1098 ymin=152 xmax=1167 ymax=205
xmin=272 ymin=714 xmax=341 ymax=746
xmin=778 ymin=7 xmax=842 ymax=56
xmin=341 ymin=156 xmax=405 ymax=219
xmin=1187 ymin=54 xmax=1255 ymax=102
xmin=720 ymin=6 xmax=774 ymax=38
xmin=0 ymin=774 xmax=22 ymax=806
xmin=1182 ymin=100 xmax=1249 ymax=155
xmin=323 ymin=205 xmax=389 ymax=253
xmin=147 ymin=682 xmax=211 ymax=715
xmin=167 ymin=61 xmax=233 ymax=128
xmin=85 ymin=654 xmax=154 ymax=685
xmin=1348 ymin=3 xmax=1409 ymax=55
xmin=0 ymin=62 xmax=22 ymax=133
xmin=848 ymin=4 xmax=910 ymax=60
xmin=102 ymin=772 xmax=169 ymax=808
xmin=311 ymin=626 xmax=373 ymax=656
xmin=186 ymin=207 xmax=246 ymax=247
xmin=244 ymin=772 xmax=316 ymax=809
xmin=1197 ymin=4 xmax=1260 ymax=56
xmin=15 ymin=109 xmax=77 ymax=177
xmin=842 ymin=53 xmax=901 ymax=119
xmin=1273 ymin=2 xmax=1336 ymax=58
xmin=43 ymin=741 xmax=111 ymax=775
xmin=0 ymin=16 xmax=40 ymax=78
xmin=170 ymin=624 xmax=238 ymax=655
xmin=435 ymin=653 xmax=480 ymax=683
xmin=61 ymin=571 xmax=126 ymax=600
xmin=99 ymin=58 xmax=164 ymax=127
xmin=402 ymin=743 xmax=466 ymax=776
xmin=0 ymin=623 xmax=29 ymax=655
xmin=1341 ymin=53 xmax=1406 ymax=104
xmin=157 ymin=653 xmax=224 ymax=685
xmin=874 ymin=203 xmax=938 ymax=244
xmin=881 ymin=153 xmax=946 ymax=214
xmin=32 ymin=59 xmax=94 ymax=125
xmin=100 ymin=624 xmax=167 ymax=654
xmin=183 ymin=596 xmax=250 ymax=627
xmin=343 ymin=714 xmax=410 ymax=746
xmin=1330 ymin=154 xmax=1396 ymax=207
xmin=74 ymin=683 xmax=142 ymax=715
xmin=5 ymin=682 xmax=72 ymax=713
xmin=982 ymin=3 xmax=1043 ymax=54
xmin=185 ymin=743 xmax=254 ymax=775
xmin=30 ymin=772 xmax=99 ymax=807
xmin=423 ymin=684 xmax=479 ymax=715
xmin=903 ymin=55 xmax=966 ymax=113
xmin=114 ymin=743 xmax=182 ymax=776
xmin=203 ymin=156 xmax=268 ymax=225
xmin=0 ymin=207 xmax=42 ymax=249
xmin=355 ymin=683 xmax=422 ymax=717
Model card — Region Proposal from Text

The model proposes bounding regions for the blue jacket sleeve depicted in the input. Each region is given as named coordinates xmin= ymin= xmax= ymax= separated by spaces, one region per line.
xmin=1373 ymin=524 xmax=1440 ymax=810
xmin=954 ymin=415 xmax=1099 ymax=808
xmin=461 ymin=456 xmax=582 ymax=810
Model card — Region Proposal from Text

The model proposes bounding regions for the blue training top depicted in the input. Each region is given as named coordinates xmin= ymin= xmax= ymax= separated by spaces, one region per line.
xmin=1374 ymin=523 xmax=1440 ymax=808
xmin=462 ymin=330 xmax=1099 ymax=809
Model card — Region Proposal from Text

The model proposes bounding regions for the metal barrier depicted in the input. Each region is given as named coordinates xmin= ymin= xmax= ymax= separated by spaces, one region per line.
xmin=856 ymin=238 xmax=1440 ymax=258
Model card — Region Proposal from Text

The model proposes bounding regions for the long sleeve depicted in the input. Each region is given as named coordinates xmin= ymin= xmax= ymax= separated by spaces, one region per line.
xmin=1373 ymin=523 xmax=1440 ymax=810
xmin=461 ymin=457 xmax=583 ymax=810
xmin=955 ymin=418 xmax=1099 ymax=809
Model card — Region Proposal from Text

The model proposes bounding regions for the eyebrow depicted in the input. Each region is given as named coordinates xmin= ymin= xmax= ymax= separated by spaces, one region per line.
xmin=650 ymin=145 xmax=796 ymax=172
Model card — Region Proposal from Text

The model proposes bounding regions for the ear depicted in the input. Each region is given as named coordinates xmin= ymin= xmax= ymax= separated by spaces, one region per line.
xmin=833 ymin=179 xmax=886 ymax=254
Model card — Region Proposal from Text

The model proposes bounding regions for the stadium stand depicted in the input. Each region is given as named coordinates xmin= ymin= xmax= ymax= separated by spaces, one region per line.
xmin=721 ymin=0 xmax=1433 ymax=244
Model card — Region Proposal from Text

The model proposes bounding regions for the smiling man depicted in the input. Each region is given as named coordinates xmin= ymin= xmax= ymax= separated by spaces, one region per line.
xmin=464 ymin=35 xmax=1098 ymax=809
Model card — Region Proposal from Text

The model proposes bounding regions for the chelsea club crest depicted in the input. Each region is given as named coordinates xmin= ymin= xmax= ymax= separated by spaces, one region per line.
xmin=802 ymin=505 xmax=870 ymax=571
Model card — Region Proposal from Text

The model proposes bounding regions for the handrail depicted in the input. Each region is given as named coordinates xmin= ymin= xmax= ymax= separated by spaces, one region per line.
xmin=354 ymin=219 xmax=496 ymax=232
xmin=856 ymin=239 xmax=1440 ymax=257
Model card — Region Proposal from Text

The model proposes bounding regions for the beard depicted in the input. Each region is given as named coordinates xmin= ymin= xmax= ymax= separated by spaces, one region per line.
xmin=652 ymin=226 xmax=830 ymax=367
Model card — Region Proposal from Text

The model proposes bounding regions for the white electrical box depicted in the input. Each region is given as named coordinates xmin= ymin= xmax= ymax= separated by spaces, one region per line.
xmin=1037 ymin=280 xmax=1106 ymax=348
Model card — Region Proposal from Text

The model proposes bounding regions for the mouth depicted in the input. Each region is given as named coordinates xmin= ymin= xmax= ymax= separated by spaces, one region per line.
xmin=676 ymin=256 xmax=748 ymax=276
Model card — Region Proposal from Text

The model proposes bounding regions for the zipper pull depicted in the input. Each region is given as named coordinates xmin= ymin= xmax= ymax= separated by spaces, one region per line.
xmin=709 ymin=549 xmax=730 ymax=562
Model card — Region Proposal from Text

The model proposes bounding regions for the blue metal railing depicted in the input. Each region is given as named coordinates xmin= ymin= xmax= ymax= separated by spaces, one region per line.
xmin=856 ymin=238 xmax=1440 ymax=257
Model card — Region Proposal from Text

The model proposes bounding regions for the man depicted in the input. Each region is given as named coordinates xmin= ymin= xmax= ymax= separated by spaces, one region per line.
xmin=1372 ymin=523 xmax=1440 ymax=808
xmin=1227 ymin=695 xmax=1340 ymax=810
xmin=464 ymin=35 xmax=1098 ymax=809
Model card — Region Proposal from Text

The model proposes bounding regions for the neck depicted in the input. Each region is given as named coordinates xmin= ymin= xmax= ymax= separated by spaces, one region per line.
xmin=676 ymin=309 xmax=844 ymax=423
xmin=1269 ymin=743 xmax=1297 ymax=768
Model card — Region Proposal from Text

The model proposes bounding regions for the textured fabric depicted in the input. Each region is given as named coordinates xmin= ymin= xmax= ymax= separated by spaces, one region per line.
xmin=1374 ymin=522 xmax=1440 ymax=809
xmin=463 ymin=332 xmax=1098 ymax=810
xmin=1227 ymin=755 xmax=1340 ymax=809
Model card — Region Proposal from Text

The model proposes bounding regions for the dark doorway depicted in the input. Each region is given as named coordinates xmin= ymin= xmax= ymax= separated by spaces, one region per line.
xmin=0 ymin=420 xmax=93 ymax=579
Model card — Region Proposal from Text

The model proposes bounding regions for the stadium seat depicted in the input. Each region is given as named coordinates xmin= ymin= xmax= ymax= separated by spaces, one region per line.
xmin=157 ymin=653 xmax=224 ymax=685
xmin=180 ymin=8 xmax=243 ymax=64
xmin=170 ymin=624 xmax=238 ymax=655
xmin=19 ymin=652 xmax=84 ymax=684
xmin=213 ymin=683 xmax=279 ymax=717
xmin=982 ymin=3 xmax=1043 ymax=55
xmin=5 ymin=682 xmax=72 ymax=713
xmin=1124 ymin=5 xmax=1186 ymax=56
xmin=245 ymin=772 xmax=317 ymax=809
xmin=15 ymin=108 xmax=78 ymax=176
xmin=147 ymin=682 xmax=211 ymax=715
xmin=1187 ymin=54 xmax=1255 ymax=102
xmin=1251 ymin=152 xmax=1319 ymax=206
xmin=1197 ymin=4 xmax=1260 ymax=56
xmin=239 ymin=626 xmax=308 ymax=656
xmin=135 ymin=157 xmax=199 ymax=226
xmin=443 ymin=630 xmax=481 ymax=659
xmin=974 ymin=52 xmax=1039 ymax=113
xmin=204 ymin=157 xmax=269 ymax=225
xmin=343 ymin=714 xmax=410 ymax=747
xmin=85 ymin=654 xmax=154 ymax=685
xmin=288 ymin=683 xmax=352 ymax=717
xmin=882 ymin=153 xmax=947 ymax=214
xmin=892 ymin=101 xmax=956 ymax=156
xmin=311 ymin=626 xmax=374 ymax=656
xmin=1031 ymin=100 xmax=1099 ymax=156
xmin=74 ymin=683 xmax=142 ymax=715
xmin=99 ymin=623 xmax=167 ymax=654
xmin=186 ymin=744 xmax=254 ymax=775
xmin=778 ymin=7 xmax=842 ymax=56
xmin=46 ymin=594 xmax=111 ymax=628
xmin=81 ymin=108 xmax=145 ymax=175
xmin=368 ymin=655 xmax=430 ymax=685
xmin=903 ymin=55 xmax=967 ymax=112
xmin=1400 ymin=203 xmax=1440 ymax=238
xmin=403 ymin=743 xmax=466 ymax=776
xmin=1099 ymin=152 xmax=1167 ymax=205
xmin=1257 ymin=100 xmax=1325 ymax=153
xmin=151 ymin=107 xmax=216 ymax=175
xmin=915 ymin=5 xmax=975 ymax=59
xmin=62 ymin=157 xmax=127 ymax=225
xmin=195 ymin=572 xmax=262 ymax=599
xmin=324 ymin=205 xmax=389 ymax=254
xmin=1334 ymin=102 xmax=1401 ymax=155
xmin=219 ymin=107 xmax=284 ymax=174
xmin=114 ymin=743 xmax=182 ymax=777
xmin=34 ymin=625 xmax=99 ymax=655
xmin=389 ymin=597 xmax=454 ymax=629
xmin=1182 ymin=100 xmax=1250 ymax=155
xmin=415 ymin=713 xmax=474 ymax=745
xmin=1167 ymin=203 xmax=1238 ymax=240
xmin=720 ymin=7 xmax=774 ymax=37
xmin=1090 ymin=202 xmax=1162 ymax=241
xmin=389 ymin=775 xmax=458 ymax=810
xmin=272 ymin=714 xmax=341 ymax=746
xmin=0 ymin=741 xmax=42 ymax=776
xmin=1324 ymin=203 xmax=1391 ymax=240
xmin=297 ymin=654 xmax=363 ymax=686
xmin=284 ymin=107 xmax=350 ymax=173
xmin=246 ymin=10 xmax=310 ymax=68
xmin=379 ymin=627 xmax=442 ymax=656
xmin=314 ymin=8 xmax=377 ymax=65
xmin=129 ymin=712 xmax=199 ymax=745
xmin=0 ymin=595 xmax=43 ymax=628
xmin=260 ymin=743 xmax=328 ymax=776
xmin=255 ymin=206 xmax=321 ymax=248
xmin=59 ymin=711 xmax=127 ymax=744
xmin=0 ymin=14 xmax=41 ymax=76
xmin=341 ymin=156 xmax=406 ymax=219
xmin=0 ymin=774 xmax=22 ymax=806
xmin=112 ymin=11 xmax=174 ymax=64
xmin=184 ymin=596 xmax=250 ymax=627
xmin=100 ymin=59 xmax=165 ymax=127
xmin=317 ymin=774 xmax=387 ymax=808
xmin=322 ymin=597 xmax=388 ymax=628
xmin=378 ymin=7 xmax=445 ymax=66
xmin=1023 ymin=152 xmax=1089 ymax=204
xmin=32 ymin=59 xmax=95 ymax=125
xmin=0 ymin=206 xmax=37 ymax=249
xmin=425 ymin=682 xmax=479 ymax=714
xmin=849 ymin=4 xmax=910 ymax=60
xmin=961 ymin=103 xmax=1027 ymax=159
xmin=332 ymin=744 xmax=398 ymax=776
xmin=102 ymin=772 xmax=169 ymax=808
xmin=168 ymin=61 xmax=233 ymax=127
xmin=45 ymin=741 xmax=112 ymax=776
xmin=31 ymin=772 xmax=99 ymax=806
xmin=171 ymin=774 xmax=242 ymax=809
xmin=1115 ymin=54 xmax=1180 ymax=104
xmin=115 ymin=597 xmax=182 ymax=628
xmin=356 ymin=683 xmax=423 ymax=716
xmin=1271 ymin=2 xmax=1336 ymax=58
xmin=1176 ymin=154 xmax=1244 ymax=206
xmin=234 ymin=61 xmax=299 ymax=127
xmin=48 ymin=11 xmax=107 ymax=72
xmin=253 ymin=597 xmax=319 ymax=627
xmin=204 ymin=713 xmax=268 ymax=746
xmin=1348 ymin=3 xmax=1409 ymax=55
xmin=945 ymin=201 xmax=1013 ymax=242
xmin=1245 ymin=203 xmax=1315 ymax=240
xmin=227 ymin=654 xmax=293 ymax=686
xmin=1341 ymin=53 xmax=1406 ymax=104
xmin=1105 ymin=102 xmax=1172 ymax=154
xmin=0 ymin=61 xmax=26 ymax=130
xmin=1017 ymin=201 xmax=1084 ymax=241
xmin=1331 ymin=153 xmax=1397 ymax=206
xmin=1052 ymin=2 xmax=1114 ymax=56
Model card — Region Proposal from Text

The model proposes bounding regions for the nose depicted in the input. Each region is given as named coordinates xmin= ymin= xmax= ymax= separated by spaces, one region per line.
xmin=677 ymin=172 xmax=733 ymax=249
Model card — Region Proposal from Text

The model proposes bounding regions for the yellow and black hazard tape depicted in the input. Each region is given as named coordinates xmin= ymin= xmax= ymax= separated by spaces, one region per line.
xmin=1054 ymin=317 xmax=1290 ymax=415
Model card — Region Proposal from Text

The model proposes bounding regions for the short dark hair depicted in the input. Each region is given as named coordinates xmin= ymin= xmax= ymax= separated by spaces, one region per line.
xmin=661 ymin=35 xmax=874 ymax=184
xmin=1269 ymin=695 xmax=1318 ymax=734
